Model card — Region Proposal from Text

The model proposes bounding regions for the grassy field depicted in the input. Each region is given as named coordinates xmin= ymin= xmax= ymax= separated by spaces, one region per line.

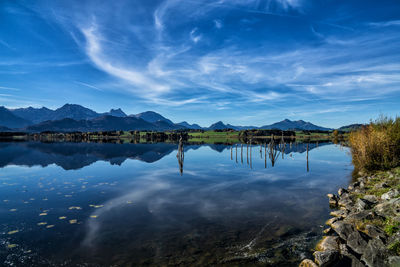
xmin=188 ymin=131 xmax=239 ymax=143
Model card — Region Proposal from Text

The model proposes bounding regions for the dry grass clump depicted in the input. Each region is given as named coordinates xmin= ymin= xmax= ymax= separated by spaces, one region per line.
xmin=349 ymin=116 xmax=400 ymax=172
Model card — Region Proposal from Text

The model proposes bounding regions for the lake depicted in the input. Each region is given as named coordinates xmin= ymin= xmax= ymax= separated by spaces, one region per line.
xmin=0 ymin=141 xmax=352 ymax=266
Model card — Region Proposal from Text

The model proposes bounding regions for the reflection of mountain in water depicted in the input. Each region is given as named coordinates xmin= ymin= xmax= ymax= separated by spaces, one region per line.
xmin=0 ymin=142 xmax=330 ymax=170
xmin=0 ymin=142 xmax=178 ymax=170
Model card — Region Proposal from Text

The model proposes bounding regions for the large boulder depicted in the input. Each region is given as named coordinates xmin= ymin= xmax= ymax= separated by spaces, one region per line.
xmin=313 ymin=250 xmax=339 ymax=267
xmin=361 ymin=238 xmax=388 ymax=267
xmin=364 ymin=224 xmax=386 ymax=240
xmin=331 ymin=221 xmax=355 ymax=240
xmin=346 ymin=230 xmax=368 ymax=255
xmin=355 ymin=198 xmax=374 ymax=211
xmin=330 ymin=209 xmax=348 ymax=219
xmin=316 ymin=236 xmax=340 ymax=251
xmin=339 ymin=244 xmax=365 ymax=267
xmin=363 ymin=195 xmax=378 ymax=204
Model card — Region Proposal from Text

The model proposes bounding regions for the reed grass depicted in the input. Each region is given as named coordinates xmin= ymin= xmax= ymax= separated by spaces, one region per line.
xmin=349 ymin=116 xmax=400 ymax=172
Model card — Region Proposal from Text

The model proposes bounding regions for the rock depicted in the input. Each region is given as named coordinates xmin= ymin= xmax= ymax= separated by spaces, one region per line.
xmin=363 ymin=195 xmax=378 ymax=204
xmin=345 ymin=211 xmax=373 ymax=223
xmin=355 ymin=198 xmax=374 ymax=211
xmin=381 ymin=189 xmax=400 ymax=200
xmin=387 ymin=256 xmax=400 ymax=266
xmin=338 ymin=188 xmax=348 ymax=196
xmin=327 ymin=194 xmax=339 ymax=206
xmin=364 ymin=224 xmax=386 ymax=240
xmin=299 ymin=259 xmax=318 ymax=267
xmin=323 ymin=227 xmax=333 ymax=234
xmin=392 ymin=216 xmax=400 ymax=224
xmin=375 ymin=198 xmax=400 ymax=216
xmin=338 ymin=195 xmax=353 ymax=210
xmin=330 ymin=209 xmax=348 ymax=219
xmin=339 ymin=244 xmax=365 ymax=267
xmin=346 ymin=230 xmax=368 ymax=255
xmin=316 ymin=236 xmax=340 ymax=251
xmin=331 ymin=221 xmax=355 ymax=240
xmin=326 ymin=217 xmax=340 ymax=227
xmin=375 ymin=182 xmax=390 ymax=189
xmin=313 ymin=250 xmax=339 ymax=267
xmin=361 ymin=238 xmax=388 ymax=267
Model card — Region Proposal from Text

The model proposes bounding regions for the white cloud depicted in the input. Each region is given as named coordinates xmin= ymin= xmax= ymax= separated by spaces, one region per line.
xmin=214 ymin=19 xmax=223 ymax=29
xmin=190 ymin=28 xmax=202 ymax=43
xmin=369 ymin=20 xmax=400 ymax=28
xmin=81 ymin=25 xmax=170 ymax=96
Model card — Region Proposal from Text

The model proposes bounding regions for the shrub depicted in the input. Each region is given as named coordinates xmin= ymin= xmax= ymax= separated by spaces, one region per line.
xmin=349 ymin=116 xmax=400 ymax=172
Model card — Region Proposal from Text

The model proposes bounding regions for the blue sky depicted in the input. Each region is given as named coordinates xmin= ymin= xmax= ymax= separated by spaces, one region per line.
xmin=0 ymin=0 xmax=399 ymax=127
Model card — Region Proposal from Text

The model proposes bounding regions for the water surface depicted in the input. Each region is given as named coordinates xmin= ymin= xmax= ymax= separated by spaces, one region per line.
xmin=0 ymin=142 xmax=352 ymax=266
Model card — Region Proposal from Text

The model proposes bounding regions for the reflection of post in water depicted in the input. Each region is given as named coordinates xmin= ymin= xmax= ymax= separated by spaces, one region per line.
xmin=241 ymin=144 xmax=243 ymax=164
xmin=250 ymin=139 xmax=252 ymax=169
xmin=260 ymin=144 xmax=262 ymax=158
xmin=235 ymin=144 xmax=238 ymax=163
xmin=281 ymin=132 xmax=285 ymax=159
xmin=246 ymin=142 xmax=249 ymax=165
xmin=231 ymin=146 xmax=233 ymax=160
xmin=268 ymin=134 xmax=280 ymax=167
xmin=264 ymin=143 xmax=267 ymax=168
xmin=177 ymin=136 xmax=184 ymax=175
xmin=306 ymin=142 xmax=309 ymax=172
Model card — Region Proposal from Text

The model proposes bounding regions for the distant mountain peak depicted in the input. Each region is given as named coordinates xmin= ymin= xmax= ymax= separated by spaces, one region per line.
xmin=261 ymin=119 xmax=331 ymax=131
xmin=133 ymin=111 xmax=174 ymax=125
xmin=106 ymin=108 xmax=127 ymax=117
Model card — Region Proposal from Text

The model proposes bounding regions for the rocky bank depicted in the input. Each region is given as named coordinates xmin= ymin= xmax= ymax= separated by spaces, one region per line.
xmin=300 ymin=167 xmax=400 ymax=267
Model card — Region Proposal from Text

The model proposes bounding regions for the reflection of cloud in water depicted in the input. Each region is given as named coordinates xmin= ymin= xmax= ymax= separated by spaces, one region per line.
xmin=82 ymin=164 xmax=336 ymax=250
xmin=83 ymin=176 xmax=171 ymax=246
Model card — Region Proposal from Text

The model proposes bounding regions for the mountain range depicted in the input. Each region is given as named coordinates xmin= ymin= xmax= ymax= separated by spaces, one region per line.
xmin=0 ymin=104 xmax=336 ymax=132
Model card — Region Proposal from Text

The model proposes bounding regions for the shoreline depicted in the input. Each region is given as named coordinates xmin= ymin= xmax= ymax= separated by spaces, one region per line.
xmin=301 ymin=167 xmax=400 ymax=266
